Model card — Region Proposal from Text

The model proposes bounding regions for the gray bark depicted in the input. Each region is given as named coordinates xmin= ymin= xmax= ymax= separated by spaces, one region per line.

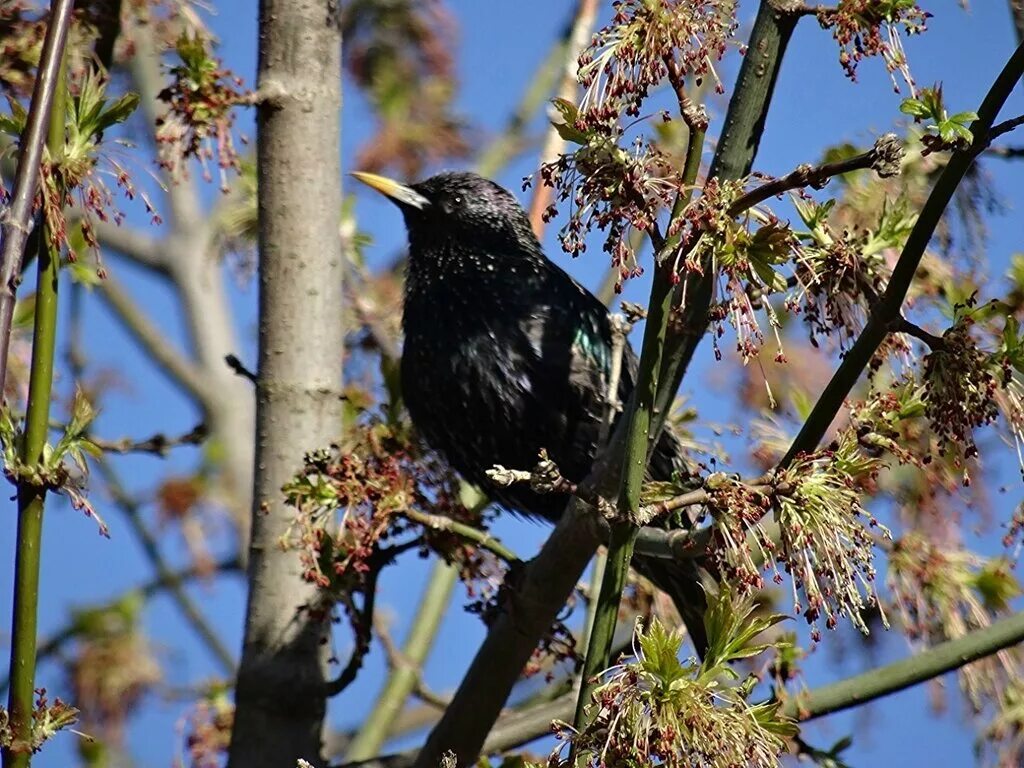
xmin=227 ymin=1 xmax=344 ymax=766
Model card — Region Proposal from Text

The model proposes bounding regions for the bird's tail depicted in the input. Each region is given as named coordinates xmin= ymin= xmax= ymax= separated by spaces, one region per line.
xmin=631 ymin=552 xmax=712 ymax=657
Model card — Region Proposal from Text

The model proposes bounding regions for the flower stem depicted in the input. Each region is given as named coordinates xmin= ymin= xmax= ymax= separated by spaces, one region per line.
xmin=3 ymin=52 xmax=67 ymax=768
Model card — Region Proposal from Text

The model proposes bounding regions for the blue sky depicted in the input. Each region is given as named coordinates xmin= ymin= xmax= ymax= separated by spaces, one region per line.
xmin=2 ymin=2 xmax=1024 ymax=766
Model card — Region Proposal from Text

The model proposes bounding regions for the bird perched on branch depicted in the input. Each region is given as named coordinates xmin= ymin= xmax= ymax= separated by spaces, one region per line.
xmin=353 ymin=170 xmax=706 ymax=649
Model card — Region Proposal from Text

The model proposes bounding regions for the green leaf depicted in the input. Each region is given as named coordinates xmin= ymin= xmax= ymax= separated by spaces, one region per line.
xmin=96 ymin=92 xmax=140 ymax=133
xmin=948 ymin=111 xmax=979 ymax=125
xmin=552 ymin=119 xmax=588 ymax=146
xmin=13 ymin=293 xmax=36 ymax=329
xmin=639 ymin=479 xmax=687 ymax=504
xmin=949 ymin=123 xmax=974 ymax=143
xmin=899 ymin=98 xmax=930 ymax=118
xmin=550 ymin=96 xmax=579 ymax=124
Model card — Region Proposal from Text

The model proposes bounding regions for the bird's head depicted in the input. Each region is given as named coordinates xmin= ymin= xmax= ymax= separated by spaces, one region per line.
xmin=352 ymin=171 xmax=539 ymax=255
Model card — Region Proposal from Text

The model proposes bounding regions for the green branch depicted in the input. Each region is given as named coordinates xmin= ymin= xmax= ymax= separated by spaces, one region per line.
xmin=573 ymin=121 xmax=707 ymax=735
xmin=781 ymin=40 xmax=1024 ymax=467
xmin=653 ymin=0 xmax=802 ymax=424
xmin=784 ymin=610 xmax=1024 ymax=721
xmin=4 ymin=50 xmax=67 ymax=768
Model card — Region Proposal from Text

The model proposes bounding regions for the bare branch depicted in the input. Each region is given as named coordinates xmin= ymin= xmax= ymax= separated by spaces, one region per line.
xmin=89 ymin=423 xmax=208 ymax=456
xmin=95 ymin=276 xmax=216 ymax=406
xmin=989 ymin=112 xmax=1024 ymax=143
xmin=892 ymin=316 xmax=947 ymax=350
xmin=728 ymin=133 xmax=904 ymax=216
xmin=402 ymin=508 xmax=520 ymax=564
xmin=224 ymin=353 xmax=258 ymax=384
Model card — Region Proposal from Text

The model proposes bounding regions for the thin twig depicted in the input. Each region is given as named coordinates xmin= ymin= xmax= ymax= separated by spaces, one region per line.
xmin=891 ymin=316 xmax=947 ymax=350
xmin=89 ymin=423 xmax=208 ymax=456
xmin=325 ymin=566 xmax=381 ymax=697
xmin=728 ymin=133 xmax=904 ymax=216
xmin=987 ymin=112 xmax=1024 ymax=143
xmin=402 ymin=508 xmax=520 ymax=564
xmin=94 ymin=458 xmax=236 ymax=673
xmin=224 ymin=353 xmax=258 ymax=384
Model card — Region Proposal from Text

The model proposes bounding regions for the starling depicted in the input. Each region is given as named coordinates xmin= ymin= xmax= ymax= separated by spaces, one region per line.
xmin=353 ymin=170 xmax=705 ymax=647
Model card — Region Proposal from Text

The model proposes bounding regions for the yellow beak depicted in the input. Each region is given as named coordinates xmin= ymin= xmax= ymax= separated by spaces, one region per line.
xmin=350 ymin=171 xmax=430 ymax=210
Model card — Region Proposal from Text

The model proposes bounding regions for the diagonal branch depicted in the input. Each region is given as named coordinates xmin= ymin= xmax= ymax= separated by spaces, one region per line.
xmin=95 ymin=275 xmax=216 ymax=406
xmin=728 ymin=133 xmax=903 ymax=216
xmin=784 ymin=609 xmax=1024 ymax=721
xmin=781 ymin=41 xmax=1024 ymax=467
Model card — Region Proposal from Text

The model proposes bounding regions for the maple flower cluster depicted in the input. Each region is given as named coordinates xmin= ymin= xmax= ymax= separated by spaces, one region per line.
xmin=535 ymin=0 xmax=739 ymax=288
xmin=815 ymin=0 xmax=931 ymax=93
xmin=157 ymin=33 xmax=250 ymax=191
xmin=548 ymin=597 xmax=793 ymax=768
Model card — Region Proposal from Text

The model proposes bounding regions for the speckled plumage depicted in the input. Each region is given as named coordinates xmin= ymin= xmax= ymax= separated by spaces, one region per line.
xmin=397 ymin=172 xmax=683 ymax=519
xmin=366 ymin=171 xmax=703 ymax=641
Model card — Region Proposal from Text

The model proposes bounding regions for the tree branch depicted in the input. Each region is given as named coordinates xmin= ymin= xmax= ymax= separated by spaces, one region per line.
xmin=781 ymin=41 xmax=1024 ymax=468
xmin=0 ymin=0 xmax=76 ymax=392
xmin=891 ymin=316 xmax=947 ymax=350
xmin=402 ymin=508 xmax=520 ymax=564
xmin=784 ymin=609 xmax=1024 ymax=721
xmin=728 ymin=133 xmax=903 ymax=216
xmin=95 ymin=275 xmax=216 ymax=406
xmin=226 ymin=0 xmax=344 ymax=762
xmin=89 ymin=423 xmax=208 ymax=456
xmin=94 ymin=459 xmax=237 ymax=674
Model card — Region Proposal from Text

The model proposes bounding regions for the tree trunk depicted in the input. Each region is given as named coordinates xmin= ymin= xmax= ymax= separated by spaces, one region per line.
xmin=227 ymin=1 xmax=343 ymax=765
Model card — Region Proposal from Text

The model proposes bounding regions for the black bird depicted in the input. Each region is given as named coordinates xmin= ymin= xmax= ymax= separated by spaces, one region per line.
xmin=353 ymin=170 xmax=705 ymax=647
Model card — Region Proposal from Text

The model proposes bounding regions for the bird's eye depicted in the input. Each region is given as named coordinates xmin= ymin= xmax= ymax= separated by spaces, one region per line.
xmin=453 ymin=195 xmax=462 ymax=205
